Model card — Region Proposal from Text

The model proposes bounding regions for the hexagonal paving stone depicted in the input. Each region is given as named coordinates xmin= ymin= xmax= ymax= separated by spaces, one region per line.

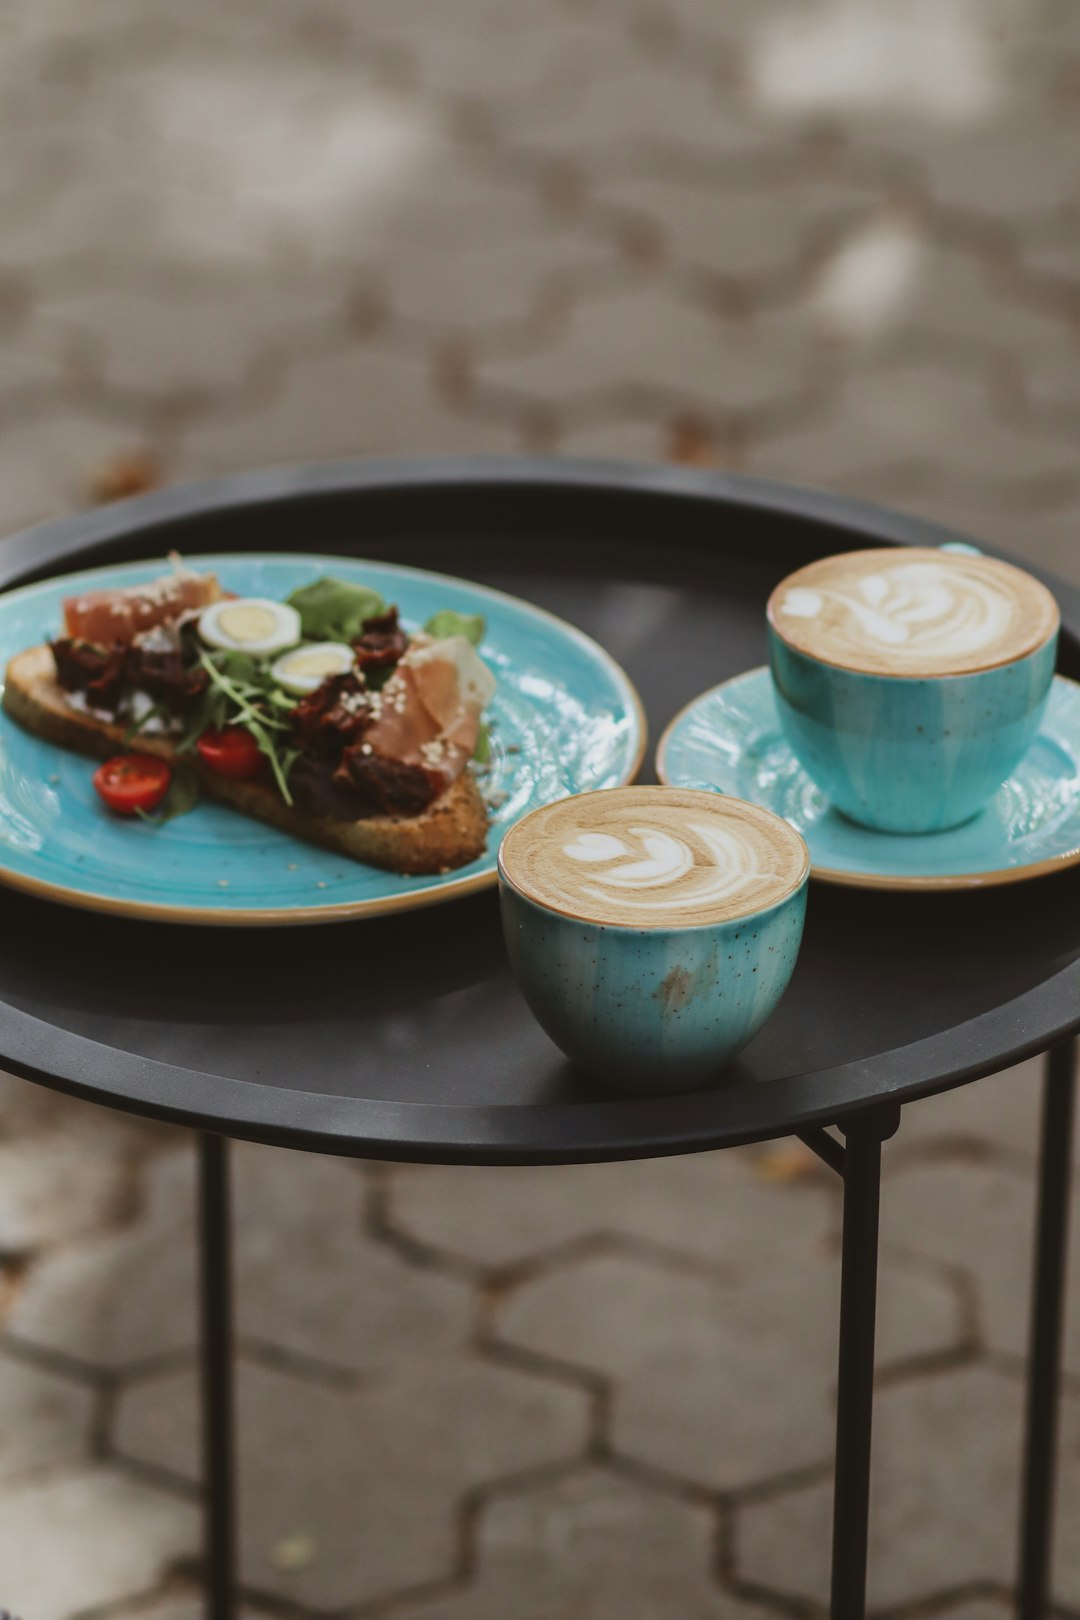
xmin=745 ymin=0 xmax=1013 ymax=128
xmin=1011 ymin=346 xmax=1080 ymax=434
xmin=748 ymin=358 xmax=1077 ymax=491
xmin=0 ymin=1351 xmax=94 ymax=1483
xmin=113 ymin=1356 xmax=589 ymax=1611
xmin=882 ymin=239 xmax=1075 ymax=363
xmin=0 ymin=63 xmax=446 ymax=279
xmin=496 ymin=1249 xmax=959 ymax=1492
xmin=475 ymin=286 xmax=818 ymax=417
xmin=880 ymin=1156 xmax=1080 ymax=1375
xmin=6 ymin=1147 xmax=198 ymax=1370
xmin=175 ymin=346 xmax=522 ymax=480
xmin=382 ymin=221 xmax=624 ymax=335
xmin=8 ymin=1143 xmax=471 ymax=1375
xmin=591 ymin=173 xmax=881 ymax=288
xmin=505 ymin=48 xmax=773 ymax=174
xmin=0 ymin=313 xmax=77 ymax=399
xmin=917 ymin=125 xmax=1080 ymax=228
xmin=0 ymin=1126 xmax=137 ymax=1255
xmin=556 ymin=415 xmax=672 ymax=463
xmin=33 ymin=282 xmax=347 ymax=400
xmin=736 ymin=1365 xmax=1080 ymax=1608
xmin=235 ymin=1144 xmax=472 ymax=1373
xmin=389 ymin=1147 xmax=834 ymax=1275
xmin=393 ymin=1466 xmax=761 ymax=1620
xmin=358 ymin=0 xmax=608 ymax=110
xmin=0 ymin=1465 xmax=198 ymax=1620
xmin=0 ymin=405 xmax=160 ymax=537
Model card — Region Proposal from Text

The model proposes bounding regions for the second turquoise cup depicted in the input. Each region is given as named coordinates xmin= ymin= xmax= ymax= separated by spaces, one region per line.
xmin=767 ymin=550 xmax=1059 ymax=834
xmin=498 ymin=787 xmax=809 ymax=1094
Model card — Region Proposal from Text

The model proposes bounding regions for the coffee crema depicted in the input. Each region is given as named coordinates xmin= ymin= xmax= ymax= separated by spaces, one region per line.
xmin=499 ymin=787 xmax=809 ymax=928
xmin=767 ymin=547 xmax=1058 ymax=677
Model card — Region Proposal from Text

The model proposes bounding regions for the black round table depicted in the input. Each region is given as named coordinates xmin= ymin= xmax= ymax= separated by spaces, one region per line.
xmin=0 ymin=458 xmax=1076 ymax=1620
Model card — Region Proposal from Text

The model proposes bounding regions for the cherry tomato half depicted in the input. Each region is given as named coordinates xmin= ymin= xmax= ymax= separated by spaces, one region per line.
xmin=93 ymin=753 xmax=172 ymax=815
xmin=196 ymin=726 xmax=263 ymax=780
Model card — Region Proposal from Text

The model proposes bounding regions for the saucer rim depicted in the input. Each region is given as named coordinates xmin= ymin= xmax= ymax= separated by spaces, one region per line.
xmin=655 ymin=667 xmax=1080 ymax=892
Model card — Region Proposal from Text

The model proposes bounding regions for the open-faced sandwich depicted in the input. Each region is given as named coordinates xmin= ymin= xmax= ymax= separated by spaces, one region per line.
xmin=2 ymin=556 xmax=496 ymax=874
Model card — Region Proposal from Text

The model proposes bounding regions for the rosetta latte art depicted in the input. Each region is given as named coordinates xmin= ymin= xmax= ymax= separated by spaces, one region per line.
xmin=780 ymin=561 xmax=1015 ymax=665
xmin=770 ymin=548 xmax=1059 ymax=677
xmin=500 ymin=788 xmax=810 ymax=927
xmin=561 ymin=820 xmax=786 ymax=915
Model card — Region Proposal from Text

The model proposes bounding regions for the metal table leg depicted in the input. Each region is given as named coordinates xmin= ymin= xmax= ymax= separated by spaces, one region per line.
xmin=199 ymin=1132 xmax=236 ymax=1620
xmin=830 ymin=1103 xmax=900 ymax=1620
xmin=1017 ymin=1038 xmax=1077 ymax=1620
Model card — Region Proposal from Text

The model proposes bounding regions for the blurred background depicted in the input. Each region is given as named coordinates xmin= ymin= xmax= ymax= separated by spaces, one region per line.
xmin=2 ymin=0 xmax=1080 ymax=1616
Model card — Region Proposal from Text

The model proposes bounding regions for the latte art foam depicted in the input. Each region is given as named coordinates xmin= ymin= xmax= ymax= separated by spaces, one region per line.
xmin=499 ymin=788 xmax=808 ymax=928
xmin=768 ymin=548 xmax=1058 ymax=677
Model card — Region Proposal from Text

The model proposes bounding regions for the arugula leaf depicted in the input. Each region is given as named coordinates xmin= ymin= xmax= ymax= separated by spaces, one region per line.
xmin=424 ymin=609 xmax=485 ymax=646
xmin=180 ymin=650 xmax=300 ymax=806
xmin=473 ymin=723 xmax=491 ymax=765
xmin=135 ymin=764 xmax=201 ymax=824
xmin=286 ymin=578 xmax=385 ymax=641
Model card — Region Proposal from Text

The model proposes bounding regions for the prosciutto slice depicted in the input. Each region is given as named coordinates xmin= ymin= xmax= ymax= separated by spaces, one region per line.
xmin=64 ymin=558 xmax=223 ymax=646
xmin=362 ymin=635 xmax=496 ymax=787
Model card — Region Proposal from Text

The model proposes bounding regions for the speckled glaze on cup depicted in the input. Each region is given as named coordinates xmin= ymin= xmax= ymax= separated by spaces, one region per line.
xmin=497 ymin=789 xmax=809 ymax=1095
xmin=768 ymin=552 xmax=1059 ymax=834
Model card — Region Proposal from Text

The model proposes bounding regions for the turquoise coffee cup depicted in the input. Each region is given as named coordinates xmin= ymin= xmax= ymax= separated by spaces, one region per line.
xmin=767 ymin=548 xmax=1060 ymax=835
xmin=498 ymin=787 xmax=809 ymax=1094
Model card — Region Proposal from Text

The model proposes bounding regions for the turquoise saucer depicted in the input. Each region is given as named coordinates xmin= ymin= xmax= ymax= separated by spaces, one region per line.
xmin=0 ymin=554 xmax=646 ymax=925
xmin=657 ymin=668 xmax=1080 ymax=891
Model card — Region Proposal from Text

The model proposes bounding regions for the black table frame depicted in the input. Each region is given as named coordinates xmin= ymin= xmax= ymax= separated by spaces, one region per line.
xmin=1 ymin=458 xmax=1077 ymax=1620
xmin=193 ymin=1042 xmax=1076 ymax=1620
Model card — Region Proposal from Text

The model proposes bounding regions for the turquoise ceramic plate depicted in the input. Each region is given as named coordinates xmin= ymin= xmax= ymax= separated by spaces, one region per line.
xmin=0 ymin=554 xmax=645 ymax=924
xmin=657 ymin=667 xmax=1080 ymax=891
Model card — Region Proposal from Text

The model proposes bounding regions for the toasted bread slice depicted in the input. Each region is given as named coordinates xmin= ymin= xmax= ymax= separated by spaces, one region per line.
xmin=3 ymin=645 xmax=488 ymax=875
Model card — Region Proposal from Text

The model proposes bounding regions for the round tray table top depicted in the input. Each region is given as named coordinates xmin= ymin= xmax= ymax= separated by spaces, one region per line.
xmin=0 ymin=457 xmax=1077 ymax=1164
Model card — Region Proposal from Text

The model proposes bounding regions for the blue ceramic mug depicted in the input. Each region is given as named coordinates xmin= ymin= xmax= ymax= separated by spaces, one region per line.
xmin=767 ymin=547 xmax=1060 ymax=834
xmin=498 ymin=787 xmax=809 ymax=1094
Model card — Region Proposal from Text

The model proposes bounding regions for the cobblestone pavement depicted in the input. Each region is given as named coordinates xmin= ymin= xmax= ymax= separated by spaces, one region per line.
xmin=3 ymin=0 xmax=1080 ymax=1615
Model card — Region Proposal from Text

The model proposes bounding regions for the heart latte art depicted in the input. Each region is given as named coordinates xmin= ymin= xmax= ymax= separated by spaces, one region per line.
xmin=499 ymin=788 xmax=808 ymax=927
xmin=768 ymin=548 xmax=1058 ymax=677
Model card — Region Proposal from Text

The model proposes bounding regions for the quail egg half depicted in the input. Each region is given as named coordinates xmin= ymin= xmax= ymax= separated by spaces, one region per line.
xmin=271 ymin=641 xmax=356 ymax=696
xmin=198 ymin=598 xmax=302 ymax=657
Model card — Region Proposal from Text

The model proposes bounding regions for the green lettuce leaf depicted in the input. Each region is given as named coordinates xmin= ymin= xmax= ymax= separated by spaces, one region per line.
xmin=424 ymin=609 xmax=485 ymax=646
xmin=286 ymin=578 xmax=386 ymax=641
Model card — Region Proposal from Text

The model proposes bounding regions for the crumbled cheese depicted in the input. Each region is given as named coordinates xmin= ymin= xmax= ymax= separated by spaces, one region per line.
xmin=126 ymin=689 xmax=183 ymax=736
xmin=65 ymin=691 xmax=115 ymax=723
xmin=133 ymin=623 xmax=179 ymax=653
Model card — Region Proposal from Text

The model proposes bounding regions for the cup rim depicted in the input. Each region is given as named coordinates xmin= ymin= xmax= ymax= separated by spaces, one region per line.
xmin=766 ymin=547 xmax=1060 ymax=680
xmin=498 ymin=863 xmax=809 ymax=933
xmin=497 ymin=786 xmax=810 ymax=931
